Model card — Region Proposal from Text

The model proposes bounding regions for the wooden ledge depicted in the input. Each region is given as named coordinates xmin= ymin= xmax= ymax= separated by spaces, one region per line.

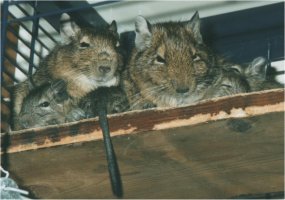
xmin=2 ymin=88 xmax=284 ymax=154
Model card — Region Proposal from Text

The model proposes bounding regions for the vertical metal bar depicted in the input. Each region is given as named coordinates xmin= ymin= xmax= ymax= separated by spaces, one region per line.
xmin=28 ymin=1 xmax=39 ymax=81
xmin=0 ymin=1 xmax=10 ymax=162
xmin=267 ymin=41 xmax=271 ymax=67
xmin=7 ymin=26 xmax=44 ymax=59
xmin=1 ymin=0 xmax=9 ymax=82
xmin=14 ymin=3 xmax=57 ymax=47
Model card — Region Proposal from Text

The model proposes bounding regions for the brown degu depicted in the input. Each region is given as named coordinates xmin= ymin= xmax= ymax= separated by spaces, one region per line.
xmin=13 ymin=13 xmax=123 ymax=118
xmin=13 ymin=80 xmax=86 ymax=131
xmin=122 ymin=12 xmax=252 ymax=110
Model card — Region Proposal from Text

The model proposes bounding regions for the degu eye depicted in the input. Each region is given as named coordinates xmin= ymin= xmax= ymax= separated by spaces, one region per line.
xmin=192 ymin=54 xmax=201 ymax=62
xmin=221 ymin=84 xmax=232 ymax=88
xmin=39 ymin=101 xmax=50 ymax=107
xmin=230 ymin=65 xmax=242 ymax=74
xmin=155 ymin=55 xmax=166 ymax=64
xmin=80 ymin=42 xmax=90 ymax=49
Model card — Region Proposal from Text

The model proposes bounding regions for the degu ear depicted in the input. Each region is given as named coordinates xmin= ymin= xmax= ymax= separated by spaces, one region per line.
xmin=186 ymin=11 xmax=203 ymax=44
xmin=50 ymin=79 xmax=69 ymax=103
xmin=245 ymin=57 xmax=267 ymax=79
xmin=60 ymin=13 xmax=81 ymax=44
xmin=135 ymin=15 xmax=152 ymax=52
xmin=108 ymin=20 xmax=117 ymax=33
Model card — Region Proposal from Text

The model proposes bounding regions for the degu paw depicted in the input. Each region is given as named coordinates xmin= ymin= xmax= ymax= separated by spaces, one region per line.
xmin=66 ymin=108 xmax=87 ymax=122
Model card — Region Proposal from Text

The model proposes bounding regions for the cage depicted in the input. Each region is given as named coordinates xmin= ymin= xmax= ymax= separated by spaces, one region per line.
xmin=1 ymin=1 xmax=284 ymax=199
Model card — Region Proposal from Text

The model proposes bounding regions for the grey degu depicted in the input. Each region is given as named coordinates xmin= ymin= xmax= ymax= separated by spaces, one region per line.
xmin=14 ymin=83 xmax=129 ymax=131
xmin=230 ymin=57 xmax=284 ymax=91
xmin=13 ymin=80 xmax=86 ymax=131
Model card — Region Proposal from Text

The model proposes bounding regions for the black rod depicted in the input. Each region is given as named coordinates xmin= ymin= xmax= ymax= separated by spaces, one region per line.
xmin=2 ymin=67 xmax=20 ymax=83
xmin=4 ymin=51 xmax=29 ymax=75
xmin=1 ymin=0 xmax=9 ymax=82
xmin=7 ymin=26 xmax=44 ymax=60
xmin=38 ymin=25 xmax=58 ymax=44
xmin=15 ymin=3 xmax=58 ymax=44
xmin=96 ymin=87 xmax=123 ymax=198
xmin=28 ymin=2 xmax=40 ymax=79
xmin=6 ymin=35 xmax=42 ymax=64
xmin=4 ymin=44 xmax=39 ymax=71
xmin=9 ymin=12 xmax=51 ymax=51
xmin=267 ymin=41 xmax=271 ymax=69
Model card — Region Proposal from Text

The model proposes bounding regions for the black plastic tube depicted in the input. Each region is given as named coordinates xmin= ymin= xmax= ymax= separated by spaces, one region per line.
xmin=96 ymin=87 xmax=123 ymax=198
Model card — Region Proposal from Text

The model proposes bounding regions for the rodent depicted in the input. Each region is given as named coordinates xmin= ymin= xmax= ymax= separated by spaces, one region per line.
xmin=79 ymin=86 xmax=130 ymax=118
xmin=202 ymin=67 xmax=250 ymax=99
xmin=200 ymin=55 xmax=285 ymax=99
xmin=122 ymin=12 xmax=252 ymax=110
xmin=13 ymin=80 xmax=86 ymax=131
xmin=230 ymin=57 xmax=284 ymax=91
xmin=13 ymin=13 xmax=123 ymax=119
xmin=13 ymin=82 xmax=129 ymax=130
xmin=122 ymin=12 xmax=284 ymax=110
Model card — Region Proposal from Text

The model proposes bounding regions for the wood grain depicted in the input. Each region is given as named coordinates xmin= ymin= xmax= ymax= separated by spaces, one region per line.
xmin=4 ymin=112 xmax=284 ymax=199
xmin=2 ymin=89 xmax=284 ymax=153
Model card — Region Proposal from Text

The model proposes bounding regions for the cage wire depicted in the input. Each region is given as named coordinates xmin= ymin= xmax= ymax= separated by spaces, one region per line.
xmin=1 ymin=1 xmax=123 ymax=197
xmin=1 ymin=0 xmax=117 ymax=132
xmin=0 ymin=1 xmax=284 ymax=199
xmin=1 ymin=1 xmax=56 ymax=132
xmin=1 ymin=0 xmax=284 ymax=132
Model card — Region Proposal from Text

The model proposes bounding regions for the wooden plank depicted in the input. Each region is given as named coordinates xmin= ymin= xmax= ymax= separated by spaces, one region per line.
xmin=2 ymin=89 xmax=284 ymax=153
xmin=4 ymin=112 xmax=284 ymax=199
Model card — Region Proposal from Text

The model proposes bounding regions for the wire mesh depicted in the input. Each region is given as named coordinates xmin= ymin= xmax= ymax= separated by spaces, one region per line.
xmin=0 ymin=0 xmax=116 ymax=133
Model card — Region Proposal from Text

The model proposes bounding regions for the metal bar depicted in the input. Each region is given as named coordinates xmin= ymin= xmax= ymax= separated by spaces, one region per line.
xmin=9 ymin=12 xmax=51 ymax=51
xmin=96 ymin=88 xmax=123 ymax=198
xmin=18 ymin=22 xmax=51 ymax=52
xmin=28 ymin=2 xmax=40 ymax=78
xmin=7 ymin=1 xmax=120 ymax=24
xmin=1 ymin=81 xmax=12 ymax=93
xmin=2 ymin=67 xmax=20 ymax=83
xmin=1 ymin=0 xmax=10 ymax=83
xmin=17 ymin=23 xmax=51 ymax=51
xmin=38 ymin=26 xmax=58 ymax=45
xmin=267 ymin=41 xmax=271 ymax=69
xmin=6 ymin=33 xmax=42 ymax=60
xmin=7 ymin=26 xmax=44 ymax=59
xmin=15 ymin=3 xmax=58 ymax=44
xmin=4 ymin=53 xmax=29 ymax=77
xmin=14 ymin=3 xmax=32 ymax=17
xmin=5 ymin=40 xmax=39 ymax=70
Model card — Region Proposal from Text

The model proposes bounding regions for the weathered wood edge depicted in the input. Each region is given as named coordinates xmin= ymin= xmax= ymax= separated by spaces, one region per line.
xmin=1 ymin=89 xmax=284 ymax=154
